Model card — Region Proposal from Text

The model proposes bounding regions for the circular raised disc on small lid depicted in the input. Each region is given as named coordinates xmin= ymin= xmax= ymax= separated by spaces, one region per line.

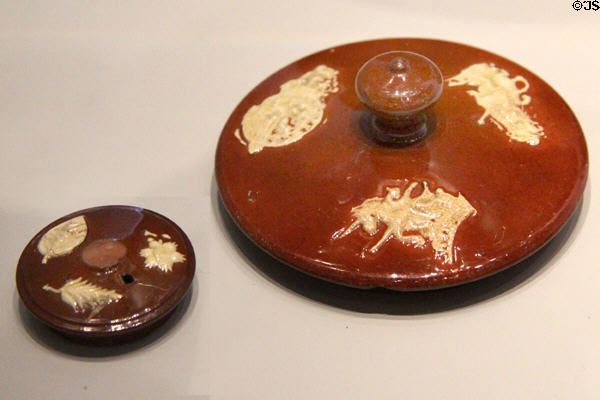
xmin=82 ymin=239 xmax=127 ymax=269
xmin=355 ymin=51 xmax=443 ymax=123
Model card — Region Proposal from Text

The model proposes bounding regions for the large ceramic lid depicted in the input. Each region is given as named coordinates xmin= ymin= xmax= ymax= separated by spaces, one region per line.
xmin=215 ymin=38 xmax=588 ymax=290
xmin=16 ymin=206 xmax=195 ymax=340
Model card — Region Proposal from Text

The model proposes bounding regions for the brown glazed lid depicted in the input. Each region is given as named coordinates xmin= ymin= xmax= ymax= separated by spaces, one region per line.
xmin=215 ymin=38 xmax=588 ymax=290
xmin=16 ymin=206 xmax=195 ymax=340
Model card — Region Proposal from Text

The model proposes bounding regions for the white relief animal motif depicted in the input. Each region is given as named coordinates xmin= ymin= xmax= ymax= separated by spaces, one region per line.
xmin=447 ymin=63 xmax=544 ymax=145
xmin=335 ymin=182 xmax=476 ymax=264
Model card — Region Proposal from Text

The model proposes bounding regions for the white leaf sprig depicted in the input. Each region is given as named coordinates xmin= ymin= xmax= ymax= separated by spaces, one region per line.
xmin=38 ymin=216 xmax=87 ymax=264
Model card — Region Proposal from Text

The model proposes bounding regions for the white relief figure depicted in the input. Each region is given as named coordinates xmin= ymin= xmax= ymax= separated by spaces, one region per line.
xmin=447 ymin=63 xmax=544 ymax=145
xmin=335 ymin=182 xmax=476 ymax=264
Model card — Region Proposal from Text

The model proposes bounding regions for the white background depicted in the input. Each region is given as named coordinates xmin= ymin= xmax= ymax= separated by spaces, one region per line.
xmin=1 ymin=1 xmax=598 ymax=399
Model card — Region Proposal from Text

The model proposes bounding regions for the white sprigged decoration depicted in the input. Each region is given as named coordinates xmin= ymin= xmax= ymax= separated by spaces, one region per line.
xmin=38 ymin=215 xmax=88 ymax=263
xmin=139 ymin=237 xmax=185 ymax=272
xmin=43 ymin=277 xmax=122 ymax=317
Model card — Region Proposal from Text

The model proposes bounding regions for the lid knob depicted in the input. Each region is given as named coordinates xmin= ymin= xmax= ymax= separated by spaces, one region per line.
xmin=355 ymin=51 xmax=443 ymax=144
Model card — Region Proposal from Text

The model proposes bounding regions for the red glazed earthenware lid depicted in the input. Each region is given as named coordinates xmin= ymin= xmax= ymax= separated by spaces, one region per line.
xmin=215 ymin=38 xmax=588 ymax=290
xmin=16 ymin=206 xmax=195 ymax=340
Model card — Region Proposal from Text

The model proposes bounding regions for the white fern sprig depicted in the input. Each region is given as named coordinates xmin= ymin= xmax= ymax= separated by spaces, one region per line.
xmin=43 ymin=277 xmax=122 ymax=316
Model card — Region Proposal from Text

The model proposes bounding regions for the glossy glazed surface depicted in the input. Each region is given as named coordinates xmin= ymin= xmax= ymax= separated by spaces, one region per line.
xmin=215 ymin=38 xmax=588 ymax=290
xmin=356 ymin=51 xmax=443 ymax=118
xmin=16 ymin=205 xmax=195 ymax=339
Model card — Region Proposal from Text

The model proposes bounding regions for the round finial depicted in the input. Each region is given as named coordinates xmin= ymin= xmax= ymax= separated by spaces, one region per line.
xmin=355 ymin=51 xmax=443 ymax=144
xmin=389 ymin=57 xmax=408 ymax=74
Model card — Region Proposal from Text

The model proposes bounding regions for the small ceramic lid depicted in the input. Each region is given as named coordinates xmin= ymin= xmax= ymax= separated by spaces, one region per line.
xmin=215 ymin=38 xmax=588 ymax=290
xmin=16 ymin=206 xmax=195 ymax=340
